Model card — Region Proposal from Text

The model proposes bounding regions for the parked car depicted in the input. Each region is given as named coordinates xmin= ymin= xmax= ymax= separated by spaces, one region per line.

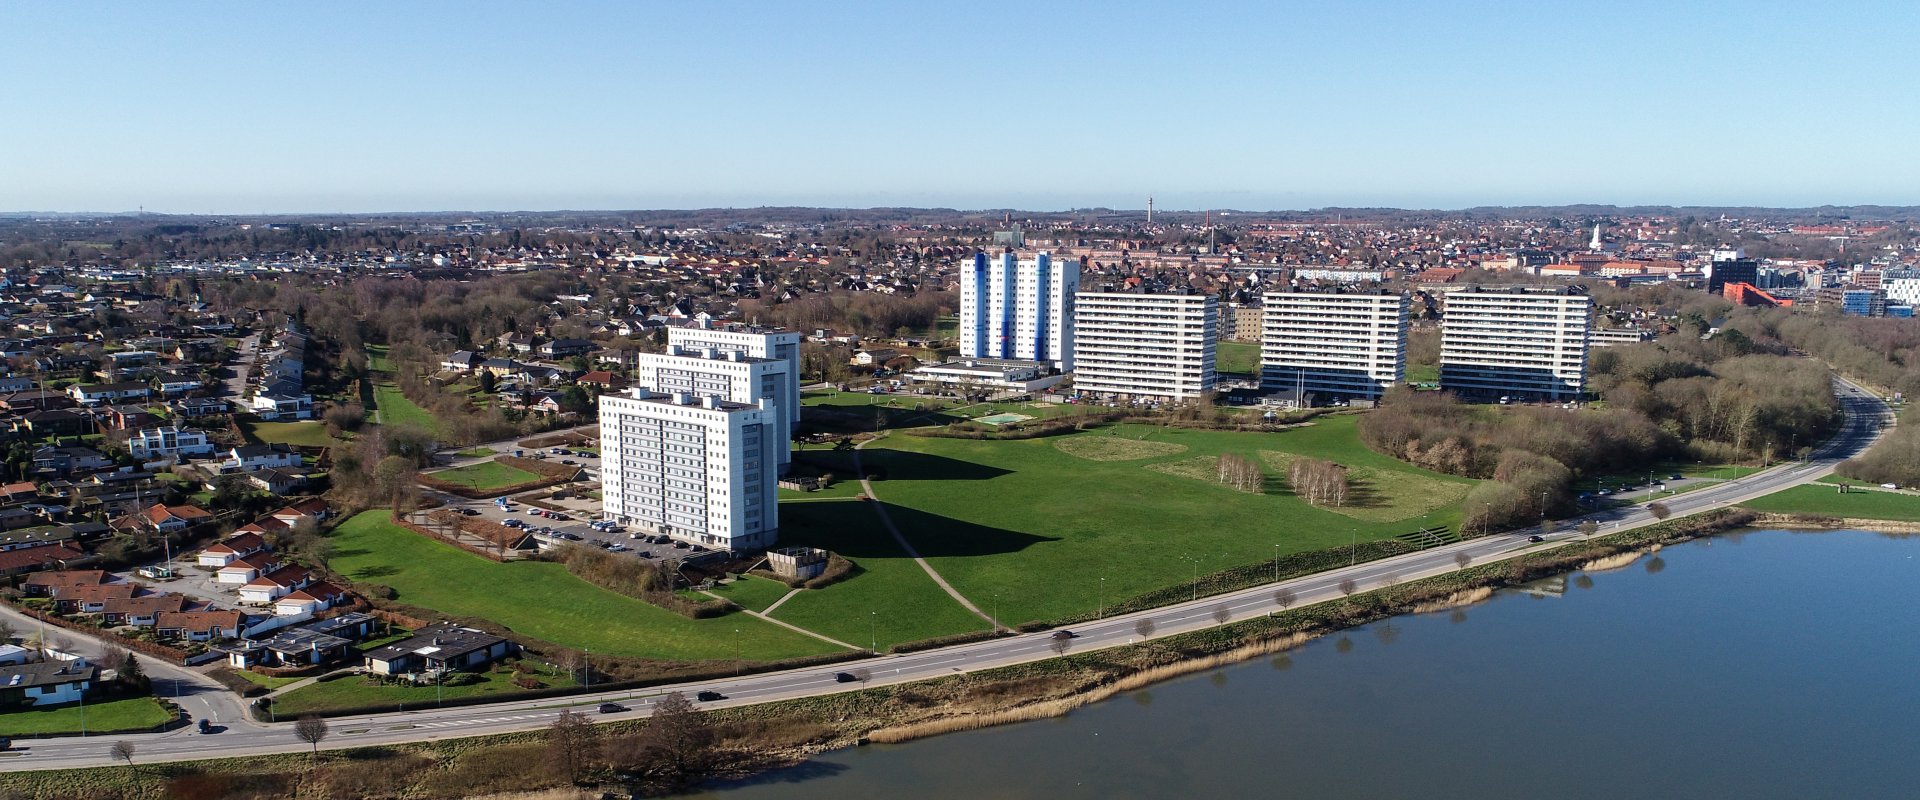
xmin=460 ymin=508 xmax=481 ymax=516
xmin=696 ymin=691 xmax=725 ymax=702
xmin=597 ymin=702 xmax=628 ymax=714
xmin=637 ymin=550 xmax=652 ymax=558
xmin=1882 ymin=483 xmax=1900 ymax=490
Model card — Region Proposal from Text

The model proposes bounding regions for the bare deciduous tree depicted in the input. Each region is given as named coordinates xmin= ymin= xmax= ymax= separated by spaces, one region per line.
xmin=1133 ymin=618 xmax=1156 ymax=641
xmin=1453 ymin=551 xmax=1472 ymax=569
xmin=294 ymin=716 xmax=329 ymax=755
xmin=110 ymin=740 xmax=135 ymax=767
xmin=548 ymin=709 xmax=598 ymax=784
xmin=1337 ymin=578 xmax=1357 ymax=596
xmin=1215 ymin=453 xmax=1265 ymax=493
xmin=1211 ymin=604 xmax=1231 ymax=625
xmin=1272 ymin=588 xmax=1296 ymax=609
xmin=1288 ymin=458 xmax=1350 ymax=507
xmin=1648 ymin=502 xmax=1672 ymax=520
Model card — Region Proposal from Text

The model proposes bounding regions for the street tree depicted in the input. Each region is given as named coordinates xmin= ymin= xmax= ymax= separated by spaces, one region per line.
xmin=294 ymin=716 xmax=329 ymax=755
xmin=110 ymin=740 xmax=135 ymax=768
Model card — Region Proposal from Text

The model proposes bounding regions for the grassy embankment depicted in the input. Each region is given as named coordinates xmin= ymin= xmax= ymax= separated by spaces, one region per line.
xmin=1741 ymin=484 xmax=1920 ymax=522
xmin=0 ymin=697 xmax=173 ymax=737
xmin=422 ymin=460 xmax=542 ymax=491
xmin=327 ymin=511 xmax=840 ymax=662
xmin=803 ymin=415 xmax=1475 ymax=628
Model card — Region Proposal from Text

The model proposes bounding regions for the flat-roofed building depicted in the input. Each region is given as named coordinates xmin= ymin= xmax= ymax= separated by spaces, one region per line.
xmin=958 ymin=250 xmax=1080 ymax=370
xmin=1439 ymin=287 xmax=1590 ymax=401
xmin=665 ymin=320 xmax=802 ymax=437
xmin=1072 ymin=290 xmax=1216 ymax=401
xmin=1261 ymin=290 xmax=1408 ymax=403
xmin=633 ymin=344 xmax=794 ymax=467
xmin=598 ymin=389 xmax=778 ymax=552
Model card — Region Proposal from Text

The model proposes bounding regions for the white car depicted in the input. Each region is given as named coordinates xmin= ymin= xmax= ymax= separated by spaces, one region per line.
xmin=1881 ymin=483 xmax=1900 ymax=490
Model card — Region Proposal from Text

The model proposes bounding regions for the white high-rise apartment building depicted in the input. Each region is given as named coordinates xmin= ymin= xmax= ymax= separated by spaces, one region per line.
xmin=633 ymin=345 xmax=794 ymax=467
xmin=1072 ymin=291 xmax=1216 ymax=401
xmin=959 ymin=250 xmax=1081 ymax=370
xmin=1439 ymin=287 xmax=1591 ymax=400
xmin=598 ymin=389 xmax=779 ymax=552
xmin=1261 ymin=291 xmax=1408 ymax=402
xmin=666 ymin=321 xmax=802 ymax=434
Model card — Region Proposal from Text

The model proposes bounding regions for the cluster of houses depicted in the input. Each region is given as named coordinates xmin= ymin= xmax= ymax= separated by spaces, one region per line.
xmin=247 ymin=322 xmax=313 ymax=421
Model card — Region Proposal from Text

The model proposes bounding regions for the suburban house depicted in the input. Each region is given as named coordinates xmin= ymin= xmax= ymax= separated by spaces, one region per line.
xmin=126 ymin=426 xmax=214 ymax=460
xmin=31 ymin=446 xmax=112 ymax=477
xmin=364 ymin=623 xmax=518 ymax=675
xmin=22 ymin=569 xmax=107 ymax=597
xmin=249 ymin=392 xmax=313 ymax=420
xmin=54 ymin=583 xmax=138 ymax=614
xmin=216 ymin=552 xmax=282 ymax=585
xmin=128 ymin=503 xmax=213 ymax=535
xmin=238 ymin=565 xmax=313 ymax=604
xmin=0 ymin=661 xmax=95 ymax=706
xmin=0 ymin=481 xmax=38 ymax=504
xmin=69 ymin=382 xmax=151 ymax=406
xmin=851 ymin=348 xmax=900 ymax=366
xmin=248 ymin=468 xmax=309 ymax=494
xmin=0 ymin=526 xmax=78 ymax=552
xmin=221 ymin=444 xmax=302 ymax=473
xmin=538 ymin=338 xmax=599 ymax=358
xmin=0 ymin=543 xmax=91 ymax=577
xmin=270 ymin=499 xmax=330 ymax=528
xmin=18 ymin=408 xmax=91 ymax=437
xmin=223 ymin=612 xmax=375 ymax=669
xmin=155 ymin=609 xmax=245 ymax=641
xmin=98 ymin=593 xmax=191 ymax=627
xmin=576 ymin=370 xmax=627 ymax=390
xmin=170 ymin=397 xmax=229 ymax=418
xmin=441 ymin=350 xmax=484 ymax=371
xmin=196 ymin=532 xmax=268 ymax=568
xmin=0 ymin=389 xmax=74 ymax=412
xmin=272 ymin=580 xmax=347 ymax=616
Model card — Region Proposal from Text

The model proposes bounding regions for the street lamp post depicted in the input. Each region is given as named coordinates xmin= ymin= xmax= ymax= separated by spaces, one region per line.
xmin=869 ymin=611 xmax=877 ymax=653
xmin=1098 ymin=577 xmax=1106 ymax=619
xmin=1273 ymin=543 xmax=1281 ymax=584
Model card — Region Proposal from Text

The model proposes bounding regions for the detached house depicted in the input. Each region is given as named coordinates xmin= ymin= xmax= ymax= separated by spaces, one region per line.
xmin=126 ymin=504 xmax=212 ymax=535
xmin=221 ymin=444 xmax=302 ymax=473
xmin=216 ymin=552 xmax=282 ymax=585
xmin=239 ymin=565 xmax=313 ymax=604
xmin=69 ymin=382 xmax=150 ymax=406
xmin=0 ymin=661 xmax=95 ymax=706
xmin=441 ymin=350 xmax=483 ymax=372
xmin=127 ymin=426 xmax=214 ymax=460
xmin=197 ymin=532 xmax=267 ymax=568
xmin=155 ymin=609 xmax=245 ymax=641
xmin=364 ymin=623 xmax=518 ymax=676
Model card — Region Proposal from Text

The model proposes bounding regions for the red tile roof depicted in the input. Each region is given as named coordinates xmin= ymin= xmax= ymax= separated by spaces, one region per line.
xmin=0 ymin=544 xmax=87 ymax=573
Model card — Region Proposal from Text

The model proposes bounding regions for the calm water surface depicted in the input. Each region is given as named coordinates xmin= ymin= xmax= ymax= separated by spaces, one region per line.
xmin=692 ymin=530 xmax=1920 ymax=799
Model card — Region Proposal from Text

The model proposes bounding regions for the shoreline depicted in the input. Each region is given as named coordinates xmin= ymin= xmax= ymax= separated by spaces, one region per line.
xmin=0 ymin=507 xmax=1795 ymax=799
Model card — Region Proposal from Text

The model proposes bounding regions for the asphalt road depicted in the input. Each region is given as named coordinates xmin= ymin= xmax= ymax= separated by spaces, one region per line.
xmin=0 ymin=377 xmax=1890 ymax=770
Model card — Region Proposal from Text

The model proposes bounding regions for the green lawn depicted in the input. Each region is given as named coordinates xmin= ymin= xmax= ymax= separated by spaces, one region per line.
xmin=235 ymin=670 xmax=303 ymax=691
xmin=373 ymin=383 xmax=437 ymax=433
xmin=855 ymin=414 xmax=1477 ymax=626
xmin=455 ymin=447 xmax=497 ymax=458
xmin=1742 ymin=484 xmax=1920 ymax=521
xmin=1406 ymin=363 xmax=1440 ymax=385
xmin=1217 ymin=340 xmax=1261 ymax=376
xmin=424 ymin=461 xmax=541 ymax=491
xmin=771 ymin=500 xmax=990 ymax=649
xmin=327 ymin=511 xmax=837 ymax=661
xmin=271 ymin=662 xmax=574 ymax=715
xmin=0 ymin=697 xmax=172 ymax=736
xmin=367 ymin=344 xmax=394 ymax=374
xmin=242 ymin=419 xmax=342 ymax=448
xmin=699 ymin=575 xmax=793 ymax=614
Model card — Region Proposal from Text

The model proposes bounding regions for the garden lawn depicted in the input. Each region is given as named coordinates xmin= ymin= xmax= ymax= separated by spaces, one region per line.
xmin=771 ymin=500 xmax=989 ymax=649
xmin=424 ymin=461 xmax=541 ymax=491
xmin=327 ymin=511 xmax=838 ymax=661
xmin=271 ymin=663 xmax=574 ymax=715
xmin=1406 ymin=363 xmax=1441 ymax=385
xmin=857 ymin=414 xmax=1478 ymax=625
xmin=0 ymin=697 xmax=172 ymax=736
xmin=1741 ymin=484 xmax=1920 ymax=522
xmin=373 ymin=383 xmax=437 ymax=433
xmin=699 ymin=575 xmax=793 ymax=614
xmin=235 ymin=670 xmax=303 ymax=691
xmin=367 ymin=344 xmax=394 ymax=374
xmin=455 ymin=447 xmax=497 ymax=458
xmin=242 ymin=420 xmax=341 ymax=448
xmin=1216 ymin=341 xmax=1261 ymax=376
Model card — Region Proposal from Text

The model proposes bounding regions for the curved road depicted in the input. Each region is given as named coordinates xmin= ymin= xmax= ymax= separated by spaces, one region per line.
xmin=0 ymin=377 xmax=1890 ymax=771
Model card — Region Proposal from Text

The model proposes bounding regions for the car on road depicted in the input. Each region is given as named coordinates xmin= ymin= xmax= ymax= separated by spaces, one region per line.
xmin=460 ymin=508 xmax=481 ymax=516
xmin=1527 ymin=535 xmax=1545 ymax=543
xmin=637 ymin=550 xmax=652 ymax=558
xmin=1882 ymin=483 xmax=1900 ymax=489
xmin=696 ymin=691 xmax=725 ymax=702
xmin=597 ymin=702 xmax=628 ymax=714
xmin=608 ymin=544 xmax=629 ymax=552
xmin=833 ymin=672 xmax=857 ymax=683
xmin=1050 ymin=630 xmax=1077 ymax=640
xmin=197 ymin=719 xmax=215 ymax=734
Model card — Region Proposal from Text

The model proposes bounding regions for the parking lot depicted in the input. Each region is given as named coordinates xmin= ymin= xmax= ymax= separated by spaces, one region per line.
xmin=430 ymin=446 xmax=729 ymax=572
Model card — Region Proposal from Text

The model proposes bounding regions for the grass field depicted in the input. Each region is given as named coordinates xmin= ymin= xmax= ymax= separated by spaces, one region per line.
xmin=855 ymin=415 xmax=1478 ymax=625
xmin=235 ymin=670 xmax=303 ymax=691
xmin=0 ymin=697 xmax=172 ymax=736
xmin=373 ymin=383 xmax=437 ymax=432
xmin=242 ymin=419 xmax=341 ymax=448
xmin=271 ymin=663 xmax=575 ymax=715
xmin=1406 ymin=363 xmax=1440 ymax=385
xmin=771 ymin=500 xmax=989 ymax=649
xmin=1053 ymin=436 xmax=1187 ymax=461
xmin=327 ymin=511 xmax=839 ymax=661
xmin=698 ymin=574 xmax=793 ymax=614
xmin=367 ymin=344 xmax=394 ymax=374
xmin=1742 ymin=485 xmax=1920 ymax=521
xmin=424 ymin=461 xmax=541 ymax=491
xmin=455 ymin=447 xmax=497 ymax=458
xmin=1216 ymin=341 xmax=1261 ymax=375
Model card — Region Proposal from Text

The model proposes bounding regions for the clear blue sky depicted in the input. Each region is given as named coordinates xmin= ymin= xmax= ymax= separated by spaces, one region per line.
xmin=3 ymin=1 xmax=1915 ymax=213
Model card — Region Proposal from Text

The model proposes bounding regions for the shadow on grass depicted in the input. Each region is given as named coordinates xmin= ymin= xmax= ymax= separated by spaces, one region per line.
xmin=700 ymin=759 xmax=853 ymax=791
xmin=779 ymin=500 xmax=1055 ymax=559
xmin=857 ymin=448 xmax=1011 ymax=482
